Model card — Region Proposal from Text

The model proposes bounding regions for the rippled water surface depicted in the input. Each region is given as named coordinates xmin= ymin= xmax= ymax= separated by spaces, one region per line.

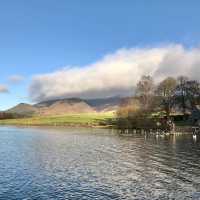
xmin=0 ymin=127 xmax=200 ymax=199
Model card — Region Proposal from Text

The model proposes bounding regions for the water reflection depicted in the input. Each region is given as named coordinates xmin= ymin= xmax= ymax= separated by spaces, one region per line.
xmin=0 ymin=127 xmax=200 ymax=199
xmin=193 ymin=134 xmax=197 ymax=143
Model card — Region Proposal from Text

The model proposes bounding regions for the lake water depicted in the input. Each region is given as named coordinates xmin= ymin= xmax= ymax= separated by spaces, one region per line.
xmin=0 ymin=127 xmax=200 ymax=200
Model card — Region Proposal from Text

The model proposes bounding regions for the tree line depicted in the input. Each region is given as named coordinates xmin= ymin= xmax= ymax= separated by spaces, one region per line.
xmin=116 ymin=75 xmax=200 ymax=130
xmin=0 ymin=112 xmax=26 ymax=120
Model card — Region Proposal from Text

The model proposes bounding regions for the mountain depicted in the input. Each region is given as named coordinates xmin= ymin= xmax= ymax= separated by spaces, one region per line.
xmin=85 ymin=97 xmax=122 ymax=112
xmin=35 ymin=98 xmax=96 ymax=116
xmin=6 ymin=97 xmax=123 ymax=116
xmin=7 ymin=103 xmax=38 ymax=116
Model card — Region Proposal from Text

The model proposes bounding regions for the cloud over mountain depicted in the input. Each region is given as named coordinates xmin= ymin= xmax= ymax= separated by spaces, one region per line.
xmin=29 ymin=44 xmax=200 ymax=102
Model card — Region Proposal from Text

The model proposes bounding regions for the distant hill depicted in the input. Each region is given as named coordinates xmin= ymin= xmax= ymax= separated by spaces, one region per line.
xmin=35 ymin=98 xmax=96 ymax=116
xmin=7 ymin=103 xmax=38 ymax=116
xmin=6 ymin=97 xmax=123 ymax=116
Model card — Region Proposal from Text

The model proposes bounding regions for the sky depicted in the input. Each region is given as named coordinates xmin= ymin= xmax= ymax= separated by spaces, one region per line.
xmin=0 ymin=0 xmax=200 ymax=110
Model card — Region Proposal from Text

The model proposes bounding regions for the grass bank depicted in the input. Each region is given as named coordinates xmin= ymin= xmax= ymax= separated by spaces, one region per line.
xmin=0 ymin=113 xmax=115 ymax=127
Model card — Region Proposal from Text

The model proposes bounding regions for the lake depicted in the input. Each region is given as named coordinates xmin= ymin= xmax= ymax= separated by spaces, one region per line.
xmin=0 ymin=127 xmax=200 ymax=200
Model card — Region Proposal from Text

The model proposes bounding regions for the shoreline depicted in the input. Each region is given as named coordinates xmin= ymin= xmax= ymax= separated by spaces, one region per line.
xmin=0 ymin=123 xmax=114 ymax=129
xmin=0 ymin=123 xmax=196 ymax=135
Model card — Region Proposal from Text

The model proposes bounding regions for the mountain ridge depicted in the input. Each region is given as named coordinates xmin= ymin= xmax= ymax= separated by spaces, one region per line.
xmin=6 ymin=97 xmax=123 ymax=116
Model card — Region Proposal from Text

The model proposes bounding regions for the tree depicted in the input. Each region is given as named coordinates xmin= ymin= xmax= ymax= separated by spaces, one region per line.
xmin=156 ymin=77 xmax=177 ymax=119
xmin=174 ymin=77 xmax=200 ymax=112
xmin=117 ymin=98 xmax=141 ymax=118
xmin=136 ymin=75 xmax=154 ymax=111
xmin=184 ymin=80 xmax=200 ymax=110
xmin=175 ymin=76 xmax=188 ymax=115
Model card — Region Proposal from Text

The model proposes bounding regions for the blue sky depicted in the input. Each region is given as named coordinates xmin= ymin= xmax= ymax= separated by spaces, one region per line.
xmin=0 ymin=0 xmax=200 ymax=110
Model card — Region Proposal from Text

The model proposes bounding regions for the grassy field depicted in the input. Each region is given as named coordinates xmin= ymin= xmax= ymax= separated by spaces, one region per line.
xmin=0 ymin=113 xmax=115 ymax=127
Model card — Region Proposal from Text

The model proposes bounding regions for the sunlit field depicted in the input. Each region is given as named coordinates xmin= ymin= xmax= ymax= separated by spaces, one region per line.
xmin=0 ymin=113 xmax=115 ymax=126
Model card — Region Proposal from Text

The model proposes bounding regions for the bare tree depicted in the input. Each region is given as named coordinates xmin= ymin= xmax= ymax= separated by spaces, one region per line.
xmin=156 ymin=77 xmax=177 ymax=119
xmin=136 ymin=75 xmax=154 ymax=111
xmin=175 ymin=76 xmax=188 ymax=115
xmin=184 ymin=80 xmax=200 ymax=110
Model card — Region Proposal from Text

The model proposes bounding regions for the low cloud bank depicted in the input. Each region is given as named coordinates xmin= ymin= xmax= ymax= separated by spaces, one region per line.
xmin=29 ymin=44 xmax=200 ymax=102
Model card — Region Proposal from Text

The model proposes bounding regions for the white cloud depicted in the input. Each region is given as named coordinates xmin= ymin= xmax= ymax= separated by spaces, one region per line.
xmin=29 ymin=44 xmax=200 ymax=102
xmin=8 ymin=75 xmax=24 ymax=84
xmin=0 ymin=85 xmax=9 ymax=93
